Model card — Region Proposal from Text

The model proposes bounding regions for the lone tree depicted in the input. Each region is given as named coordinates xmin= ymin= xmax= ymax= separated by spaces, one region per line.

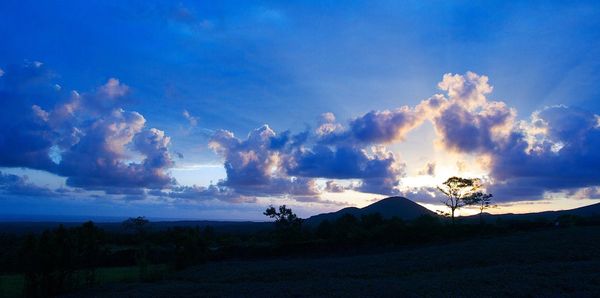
xmin=437 ymin=177 xmax=491 ymax=224
xmin=264 ymin=205 xmax=302 ymax=229
xmin=264 ymin=205 xmax=303 ymax=242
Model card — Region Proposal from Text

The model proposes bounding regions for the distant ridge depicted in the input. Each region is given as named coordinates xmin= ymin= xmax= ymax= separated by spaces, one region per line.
xmin=306 ymin=198 xmax=600 ymax=226
xmin=473 ymin=201 xmax=600 ymax=222
xmin=305 ymin=196 xmax=436 ymax=225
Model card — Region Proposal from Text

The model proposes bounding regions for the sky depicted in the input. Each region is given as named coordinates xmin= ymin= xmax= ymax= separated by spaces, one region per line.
xmin=1 ymin=0 xmax=600 ymax=221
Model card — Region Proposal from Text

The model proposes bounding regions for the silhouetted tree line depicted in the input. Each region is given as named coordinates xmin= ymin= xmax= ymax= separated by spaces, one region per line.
xmin=1 ymin=210 xmax=600 ymax=296
xmin=17 ymin=222 xmax=105 ymax=296
xmin=0 ymin=219 xmax=213 ymax=296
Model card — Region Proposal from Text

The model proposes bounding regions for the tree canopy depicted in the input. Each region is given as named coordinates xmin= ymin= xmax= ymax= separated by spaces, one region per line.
xmin=437 ymin=177 xmax=492 ymax=223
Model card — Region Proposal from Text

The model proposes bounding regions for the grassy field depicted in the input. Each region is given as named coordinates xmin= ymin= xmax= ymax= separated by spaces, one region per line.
xmin=67 ymin=226 xmax=600 ymax=297
xmin=0 ymin=264 xmax=168 ymax=298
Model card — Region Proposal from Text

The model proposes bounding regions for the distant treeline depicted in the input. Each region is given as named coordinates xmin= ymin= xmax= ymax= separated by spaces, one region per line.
xmin=1 ymin=212 xmax=599 ymax=296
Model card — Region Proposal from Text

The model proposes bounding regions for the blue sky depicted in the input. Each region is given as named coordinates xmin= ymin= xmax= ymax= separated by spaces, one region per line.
xmin=1 ymin=0 xmax=600 ymax=220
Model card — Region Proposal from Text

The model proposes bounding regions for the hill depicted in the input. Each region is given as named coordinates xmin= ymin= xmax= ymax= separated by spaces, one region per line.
xmin=305 ymin=196 xmax=436 ymax=225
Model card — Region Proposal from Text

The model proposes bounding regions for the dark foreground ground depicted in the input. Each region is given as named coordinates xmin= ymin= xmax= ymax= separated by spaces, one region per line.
xmin=67 ymin=226 xmax=600 ymax=297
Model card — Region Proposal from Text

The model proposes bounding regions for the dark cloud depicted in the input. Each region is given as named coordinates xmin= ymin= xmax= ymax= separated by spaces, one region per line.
xmin=208 ymin=125 xmax=327 ymax=202
xmin=0 ymin=62 xmax=59 ymax=171
xmin=487 ymin=105 xmax=600 ymax=201
xmin=286 ymin=145 xmax=399 ymax=179
xmin=317 ymin=108 xmax=422 ymax=145
xmin=208 ymin=121 xmax=406 ymax=199
xmin=286 ymin=145 xmax=403 ymax=195
xmin=432 ymin=101 xmax=515 ymax=153
xmin=347 ymin=108 xmax=421 ymax=144
xmin=356 ymin=176 xmax=401 ymax=196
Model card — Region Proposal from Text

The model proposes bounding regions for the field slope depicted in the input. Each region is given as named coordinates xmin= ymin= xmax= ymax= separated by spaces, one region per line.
xmin=68 ymin=226 xmax=600 ymax=297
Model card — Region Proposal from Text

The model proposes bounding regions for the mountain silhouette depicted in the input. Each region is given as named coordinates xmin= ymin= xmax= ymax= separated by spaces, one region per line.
xmin=305 ymin=196 xmax=436 ymax=225
xmin=472 ymin=201 xmax=600 ymax=222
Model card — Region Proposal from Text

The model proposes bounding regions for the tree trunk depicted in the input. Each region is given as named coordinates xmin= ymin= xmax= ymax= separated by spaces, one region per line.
xmin=451 ymin=208 xmax=455 ymax=224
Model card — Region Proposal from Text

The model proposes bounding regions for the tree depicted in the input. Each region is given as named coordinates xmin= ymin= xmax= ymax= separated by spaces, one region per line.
xmin=122 ymin=216 xmax=150 ymax=236
xmin=20 ymin=226 xmax=78 ymax=295
xmin=75 ymin=221 xmax=104 ymax=285
xmin=170 ymin=227 xmax=208 ymax=270
xmin=467 ymin=192 xmax=494 ymax=224
xmin=264 ymin=205 xmax=303 ymax=242
xmin=264 ymin=205 xmax=302 ymax=229
xmin=437 ymin=177 xmax=489 ymax=224
xmin=122 ymin=217 xmax=151 ymax=280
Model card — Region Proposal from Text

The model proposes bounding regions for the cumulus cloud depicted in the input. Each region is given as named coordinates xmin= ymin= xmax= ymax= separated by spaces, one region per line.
xmin=0 ymin=62 xmax=61 ymax=171
xmin=486 ymin=105 xmax=600 ymax=201
xmin=209 ymin=125 xmax=280 ymax=187
xmin=286 ymin=145 xmax=403 ymax=195
xmin=208 ymin=120 xmax=406 ymax=200
xmin=318 ymin=108 xmax=423 ymax=145
xmin=98 ymin=78 xmax=129 ymax=99
xmin=134 ymin=128 xmax=174 ymax=170
xmin=417 ymin=72 xmax=517 ymax=154
xmin=208 ymin=125 xmax=327 ymax=202
xmin=315 ymin=112 xmax=342 ymax=136
xmin=0 ymin=62 xmax=176 ymax=194
xmin=54 ymin=108 xmax=175 ymax=190
xmin=200 ymin=73 xmax=515 ymax=201
xmin=348 ymin=107 xmax=422 ymax=144
xmin=432 ymin=101 xmax=516 ymax=153
xmin=417 ymin=73 xmax=600 ymax=202
xmin=208 ymin=71 xmax=600 ymax=203
xmin=437 ymin=71 xmax=492 ymax=109
xmin=286 ymin=145 xmax=399 ymax=179
xmin=5 ymin=63 xmax=600 ymax=205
